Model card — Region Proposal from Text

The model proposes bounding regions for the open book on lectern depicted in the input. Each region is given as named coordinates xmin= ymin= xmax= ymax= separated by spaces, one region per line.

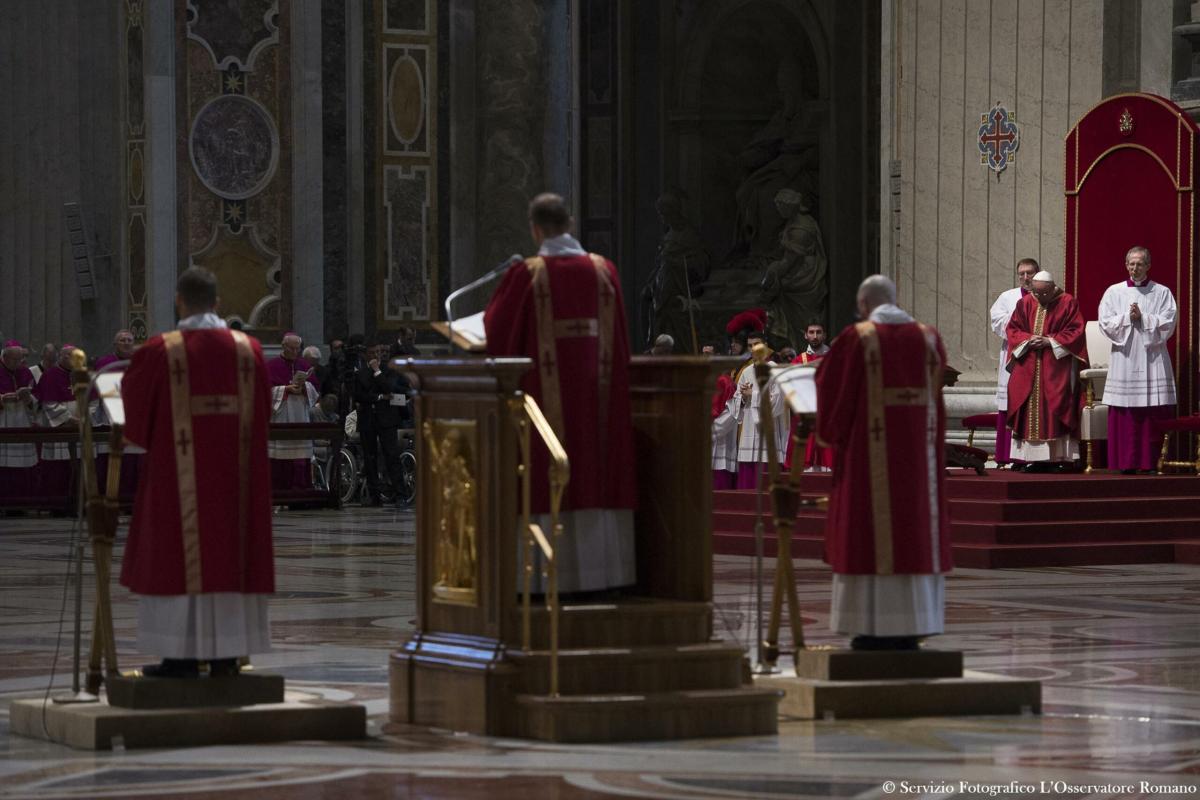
xmin=430 ymin=311 xmax=487 ymax=352
xmin=93 ymin=370 xmax=127 ymax=425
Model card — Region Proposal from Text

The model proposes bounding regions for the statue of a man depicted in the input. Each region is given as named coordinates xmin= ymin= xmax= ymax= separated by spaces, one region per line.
xmin=732 ymin=57 xmax=819 ymax=265
xmin=642 ymin=191 xmax=709 ymax=352
xmin=760 ymin=188 xmax=827 ymax=347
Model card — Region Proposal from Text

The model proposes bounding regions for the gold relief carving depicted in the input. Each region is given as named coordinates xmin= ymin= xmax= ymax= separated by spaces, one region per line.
xmin=1119 ymin=108 xmax=1134 ymax=137
xmin=424 ymin=419 xmax=479 ymax=606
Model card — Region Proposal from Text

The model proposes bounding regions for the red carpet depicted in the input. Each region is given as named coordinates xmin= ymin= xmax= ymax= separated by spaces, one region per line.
xmin=712 ymin=471 xmax=1200 ymax=569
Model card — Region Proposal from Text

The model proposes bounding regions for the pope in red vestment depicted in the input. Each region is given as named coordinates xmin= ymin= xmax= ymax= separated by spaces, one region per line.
xmin=119 ymin=267 xmax=274 ymax=674
xmin=484 ymin=193 xmax=636 ymax=592
xmin=1005 ymin=272 xmax=1088 ymax=466
xmin=815 ymin=277 xmax=951 ymax=649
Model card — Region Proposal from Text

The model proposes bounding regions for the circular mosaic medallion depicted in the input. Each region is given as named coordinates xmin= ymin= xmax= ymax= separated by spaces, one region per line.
xmin=189 ymin=95 xmax=279 ymax=200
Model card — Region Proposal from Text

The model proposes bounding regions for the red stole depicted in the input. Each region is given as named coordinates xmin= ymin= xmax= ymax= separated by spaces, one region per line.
xmin=484 ymin=253 xmax=637 ymax=514
xmin=119 ymin=328 xmax=275 ymax=595
xmin=1004 ymin=291 xmax=1088 ymax=441
xmin=815 ymin=321 xmax=952 ymax=575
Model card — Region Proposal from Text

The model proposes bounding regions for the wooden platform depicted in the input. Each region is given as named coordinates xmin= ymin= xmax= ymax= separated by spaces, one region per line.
xmin=105 ymin=672 xmax=285 ymax=709
xmin=762 ymin=670 xmax=1041 ymax=720
xmin=793 ymin=647 xmax=963 ymax=681
xmin=392 ymin=597 xmax=780 ymax=743
xmin=10 ymin=691 xmax=366 ymax=751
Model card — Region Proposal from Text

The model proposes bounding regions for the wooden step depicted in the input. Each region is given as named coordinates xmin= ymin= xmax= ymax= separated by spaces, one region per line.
xmin=513 ymin=598 xmax=713 ymax=649
xmin=507 ymin=643 xmax=747 ymax=695
xmin=511 ymin=687 xmax=781 ymax=742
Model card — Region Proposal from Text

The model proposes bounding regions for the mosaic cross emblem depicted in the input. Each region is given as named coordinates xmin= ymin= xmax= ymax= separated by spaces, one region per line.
xmin=977 ymin=103 xmax=1020 ymax=174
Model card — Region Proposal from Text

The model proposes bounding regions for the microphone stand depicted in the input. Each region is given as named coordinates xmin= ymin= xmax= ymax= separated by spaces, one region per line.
xmin=443 ymin=254 xmax=523 ymax=353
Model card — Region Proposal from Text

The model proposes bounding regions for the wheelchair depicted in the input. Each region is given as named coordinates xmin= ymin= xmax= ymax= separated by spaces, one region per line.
xmin=318 ymin=423 xmax=417 ymax=508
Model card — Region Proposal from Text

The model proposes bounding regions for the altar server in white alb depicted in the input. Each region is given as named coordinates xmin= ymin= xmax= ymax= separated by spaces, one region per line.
xmin=988 ymin=258 xmax=1038 ymax=466
xmin=1097 ymin=246 xmax=1178 ymax=473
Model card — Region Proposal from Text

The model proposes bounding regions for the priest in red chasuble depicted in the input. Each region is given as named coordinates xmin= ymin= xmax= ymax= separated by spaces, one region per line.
xmin=120 ymin=267 xmax=274 ymax=677
xmin=816 ymin=275 xmax=951 ymax=651
xmin=1005 ymin=270 xmax=1088 ymax=471
xmin=484 ymin=193 xmax=637 ymax=593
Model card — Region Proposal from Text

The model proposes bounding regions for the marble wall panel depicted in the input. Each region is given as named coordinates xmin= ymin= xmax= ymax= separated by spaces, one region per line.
xmin=373 ymin=0 xmax=438 ymax=326
xmin=895 ymin=0 xmax=918 ymax=313
xmin=1039 ymin=0 xmax=1072 ymax=282
xmin=986 ymin=0 xmax=1018 ymax=351
xmin=1140 ymin=0 xmax=1176 ymax=97
xmin=960 ymin=1 xmax=993 ymax=377
xmin=910 ymin=0 xmax=941 ymax=328
xmin=1069 ymin=0 xmax=1105 ymax=129
xmin=177 ymin=0 xmax=293 ymax=337
xmin=936 ymin=0 xmax=966 ymax=358
xmin=0 ymin=1 xmax=121 ymax=354
xmin=885 ymin=0 xmax=1124 ymax=390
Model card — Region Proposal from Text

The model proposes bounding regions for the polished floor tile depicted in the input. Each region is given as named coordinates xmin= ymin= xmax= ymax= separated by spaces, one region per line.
xmin=4 ymin=507 xmax=1200 ymax=798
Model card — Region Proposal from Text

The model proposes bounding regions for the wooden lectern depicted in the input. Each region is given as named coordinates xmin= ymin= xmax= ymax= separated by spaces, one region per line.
xmin=389 ymin=355 xmax=780 ymax=742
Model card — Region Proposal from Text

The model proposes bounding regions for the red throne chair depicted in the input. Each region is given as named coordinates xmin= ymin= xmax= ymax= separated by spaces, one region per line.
xmin=1065 ymin=94 xmax=1200 ymax=468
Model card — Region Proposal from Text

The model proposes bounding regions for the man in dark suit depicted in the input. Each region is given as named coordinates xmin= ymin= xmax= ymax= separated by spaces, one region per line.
xmin=354 ymin=337 xmax=410 ymax=506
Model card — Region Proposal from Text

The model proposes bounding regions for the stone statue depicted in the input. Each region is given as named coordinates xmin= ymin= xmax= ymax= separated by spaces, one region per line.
xmin=759 ymin=188 xmax=827 ymax=348
xmin=731 ymin=56 xmax=819 ymax=266
xmin=642 ymin=191 xmax=709 ymax=352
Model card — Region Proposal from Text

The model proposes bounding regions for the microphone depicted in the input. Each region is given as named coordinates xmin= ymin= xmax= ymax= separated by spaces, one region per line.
xmin=444 ymin=254 xmax=524 ymax=352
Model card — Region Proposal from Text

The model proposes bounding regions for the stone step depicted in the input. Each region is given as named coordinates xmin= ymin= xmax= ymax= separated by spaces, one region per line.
xmin=511 ymin=686 xmax=781 ymax=742
xmin=507 ymin=643 xmax=747 ymax=695
xmin=513 ymin=598 xmax=713 ymax=649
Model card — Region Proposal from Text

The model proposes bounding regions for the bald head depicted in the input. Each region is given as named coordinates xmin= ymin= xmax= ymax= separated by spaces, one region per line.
xmin=856 ymin=274 xmax=898 ymax=318
xmin=281 ymin=334 xmax=301 ymax=361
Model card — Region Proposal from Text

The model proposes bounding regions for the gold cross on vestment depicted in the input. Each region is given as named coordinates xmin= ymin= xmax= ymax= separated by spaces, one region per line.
xmin=175 ymin=429 xmax=192 ymax=456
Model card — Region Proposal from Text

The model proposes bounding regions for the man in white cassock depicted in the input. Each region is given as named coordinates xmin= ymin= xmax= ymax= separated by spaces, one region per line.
xmin=988 ymin=258 xmax=1038 ymax=466
xmin=733 ymin=329 xmax=789 ymax=489
xmin=1098 ymin=246 xmax=1178 ymax=473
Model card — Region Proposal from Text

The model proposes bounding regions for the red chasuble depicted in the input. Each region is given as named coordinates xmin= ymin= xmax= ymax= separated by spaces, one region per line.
xmin=815 ymin=321 xmax=952 ymax=575
xmin=485 ymin=253 xmax=637 ymax=514
xmin=1004 ymin=291 xmax=1088 ymax=442
xmin=119 ymin=329 xmax=274 ymax=595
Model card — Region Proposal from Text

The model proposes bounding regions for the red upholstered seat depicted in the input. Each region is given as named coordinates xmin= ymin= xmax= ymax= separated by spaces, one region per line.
xmin=962 ymin=414 xmax=995 ymax=429
xmin=1154 ymin=414 xmax=1200 ymax=433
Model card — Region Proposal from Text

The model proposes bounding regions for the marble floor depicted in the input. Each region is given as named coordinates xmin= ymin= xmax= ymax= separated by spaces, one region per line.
xmin=5 ymin=508 xmax=1200 ymax=798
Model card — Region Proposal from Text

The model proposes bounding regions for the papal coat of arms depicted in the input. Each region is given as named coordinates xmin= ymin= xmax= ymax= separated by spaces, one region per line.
xmin=978 ymin=103 xmax=1020 ymax=174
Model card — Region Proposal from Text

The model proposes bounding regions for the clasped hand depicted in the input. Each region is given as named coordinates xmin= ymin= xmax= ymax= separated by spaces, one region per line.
xmin=1026 ymin=335 xmax=1052 ymax=350
xmin=1129 ymin=302 xmax=1142 ymax=324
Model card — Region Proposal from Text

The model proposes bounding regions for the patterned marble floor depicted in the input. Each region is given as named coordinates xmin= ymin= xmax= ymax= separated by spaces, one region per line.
xmin=5 ymin=508 xmax=1200 ymax=798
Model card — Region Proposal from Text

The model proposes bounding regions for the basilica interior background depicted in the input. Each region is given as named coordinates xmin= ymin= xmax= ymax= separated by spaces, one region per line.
xmin=7 ymin=2 xmax=1200 ymax=798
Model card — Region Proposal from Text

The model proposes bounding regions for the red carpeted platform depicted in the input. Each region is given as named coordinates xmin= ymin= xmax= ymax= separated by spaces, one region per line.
xmin=712 ymin=471 xmax=1200 ymax=569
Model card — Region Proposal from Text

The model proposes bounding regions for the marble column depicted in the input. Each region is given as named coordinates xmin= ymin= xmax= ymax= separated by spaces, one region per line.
xmin=292 ymin=0 xmax=324 ymax=343
xmin=144 ymin=0 xmax=178 ymax=334
xmin=472 ymin=0 xmax=548 ymax=274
